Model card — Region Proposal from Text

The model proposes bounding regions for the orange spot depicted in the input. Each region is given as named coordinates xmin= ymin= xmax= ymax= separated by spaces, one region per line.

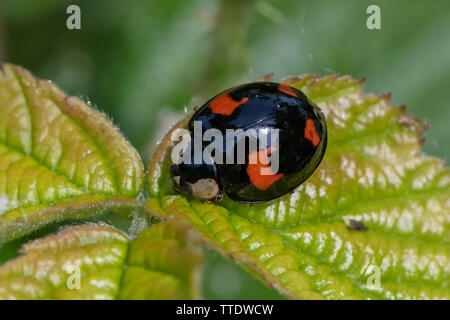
xmin=246 ymin=148 xmax=284 ymax=190
xmin=304 ymin=118 xmax=320 ymax=147
xmin=209 ymin=91 xmax=249 ymax=115
xmin=278 ymin=84 xmax=298 ymax=98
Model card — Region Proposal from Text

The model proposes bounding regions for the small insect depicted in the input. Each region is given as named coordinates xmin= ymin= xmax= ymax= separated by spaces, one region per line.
xmin=170 ymin=82 xmax=327 ymax=203
xmin=345 ymin=219 xmax=368 ymax=231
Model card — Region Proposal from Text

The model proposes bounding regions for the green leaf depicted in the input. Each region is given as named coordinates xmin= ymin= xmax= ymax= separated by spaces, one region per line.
xmin=145 ymin=75 xmax=450 ymax=299
xmin=0 ymin=64 xmax=144 ymax=242
xmin=0 ymin=221 xmax=203 ymax=299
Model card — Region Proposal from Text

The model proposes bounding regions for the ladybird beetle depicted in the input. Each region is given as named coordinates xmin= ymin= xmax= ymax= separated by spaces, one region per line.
xmin=170 ymin=82 xmax=327 ymax=203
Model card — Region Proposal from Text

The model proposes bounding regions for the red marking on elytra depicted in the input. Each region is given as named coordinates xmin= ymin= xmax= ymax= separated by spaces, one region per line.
xmin=209 ymin=91 xmax=249 ymax=116
xmin=246 ymin=148 xmax=284 ymax=190
xmin=304 ymin=118 xmax=320 ymax=147
xmin=278 ymin=84 xmax=298 ymax=98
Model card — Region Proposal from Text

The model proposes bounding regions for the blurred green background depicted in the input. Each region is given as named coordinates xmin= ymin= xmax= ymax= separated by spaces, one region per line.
xmin=0 ymin=0 xmax=449 ymax=299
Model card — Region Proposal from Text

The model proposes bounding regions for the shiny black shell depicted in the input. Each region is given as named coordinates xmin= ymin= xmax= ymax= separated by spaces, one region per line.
xmin=176 ymin=81 xmax=327 ymax=203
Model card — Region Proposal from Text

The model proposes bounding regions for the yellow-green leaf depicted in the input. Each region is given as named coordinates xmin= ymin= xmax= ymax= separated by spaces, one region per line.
xmin=0 ymin=64 xmax=144 ymax=242
xmin=145 ymin=75 xmax=450 ymax=300
xmin=0 ymin=221 xmax=203 ymax=299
